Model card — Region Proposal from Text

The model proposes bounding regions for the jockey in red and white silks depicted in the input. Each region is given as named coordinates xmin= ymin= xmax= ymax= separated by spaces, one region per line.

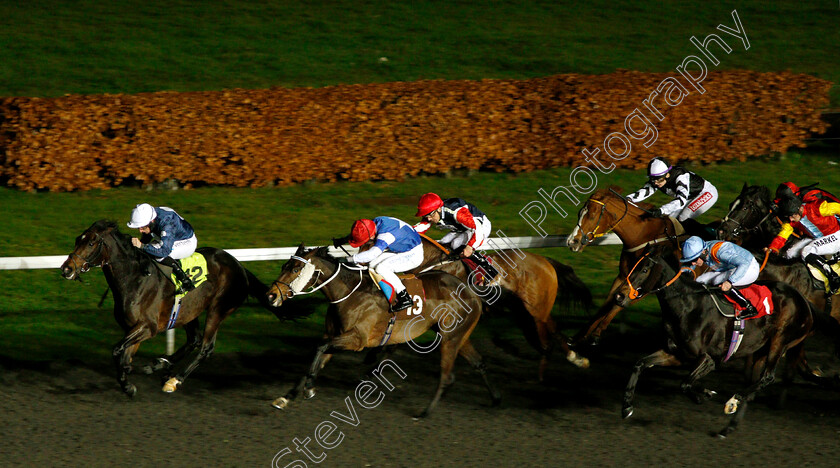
xmin=627 ymin=157 xmax=718 ymax=221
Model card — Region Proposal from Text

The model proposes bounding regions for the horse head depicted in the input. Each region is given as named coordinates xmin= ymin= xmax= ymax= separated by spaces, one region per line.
xmin=568 ymin=188 xmax=651 ymax=252
xmin=717 ymin=184 xmax=773 ymax=244
xmin=61 ymin=220 xmax=121 ymax=280
xmin=615 ymin=246 xmax=680 ymax=307
xmin=267 ymin=244 xmax=332 ymax=307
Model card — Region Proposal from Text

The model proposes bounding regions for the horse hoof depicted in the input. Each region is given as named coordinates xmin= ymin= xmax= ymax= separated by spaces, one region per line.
xmin=622 ymin=406 xmax=634 ymax=419
xmin=162 ymin=377 xmax=181 ymax=393
xmin=724 ymin=396 xmax=740 ymax=415
xmin=124 ymin=384 xmax=137 ymax=398
xmin=272 ymin=397 xmax=291 ymax=410
xmin=303 ymin=388 xmax=316 ymax=400
xmin=141 ymin=365 xmax=154 ymax=375
xmin=716 ymin=432 xmax=728 ymax=440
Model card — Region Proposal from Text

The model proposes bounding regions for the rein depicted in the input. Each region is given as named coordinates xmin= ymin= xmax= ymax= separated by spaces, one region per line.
xmin=68 ymin=233 xmax=108 ymax=273
xmin=625 ymin=254 xmax=693 ymax=300
xmin=273 ymin=255 xmax=366 ymax=304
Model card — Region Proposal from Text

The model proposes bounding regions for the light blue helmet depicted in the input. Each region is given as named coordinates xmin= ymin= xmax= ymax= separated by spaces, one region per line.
xmin=680 ymin=236 xmax=705 ymax=263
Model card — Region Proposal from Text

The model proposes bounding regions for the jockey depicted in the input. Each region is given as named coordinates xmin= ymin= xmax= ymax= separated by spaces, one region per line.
xmin=774 ymin=181 xmax=840 ymax=206
xmin=681 ymin=236 xmax=760 ymax=319
xmin=127 ymin=203 xmax=197 ymax=293
xmin=627 ymin=157 xmax=718 ymax=221
xmin=338 ymin=217 xmax=423 ymax=313
xmin=414 ymin=192 xmax=499 ymax=281
xmin=769 ymin=195 xmax=840 ymax=295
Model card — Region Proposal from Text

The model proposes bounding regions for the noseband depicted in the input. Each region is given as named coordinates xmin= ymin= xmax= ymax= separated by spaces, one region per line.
xmin=271 ymin=255 xmax=365 ymax=304
xmin=720 ymin=198 xmax=773 ymax=239
xmin=625 ymin=254 xmax=692 ymax=300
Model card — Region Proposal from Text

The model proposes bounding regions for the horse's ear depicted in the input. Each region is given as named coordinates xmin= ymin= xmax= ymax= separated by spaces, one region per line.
xmin=741 ymin=183 xmax=748 ymax=194
xmin=295 ymin=243 xmax=306 ymax=255
xmin=316 ymin=245 xmax=330 ymax=257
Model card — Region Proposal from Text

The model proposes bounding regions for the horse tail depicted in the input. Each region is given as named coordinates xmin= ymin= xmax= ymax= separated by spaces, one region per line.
xmin=545 ymin=258 xmax=594 ymax=313
xmin=243 ymin=267 xmax=317 ymax=320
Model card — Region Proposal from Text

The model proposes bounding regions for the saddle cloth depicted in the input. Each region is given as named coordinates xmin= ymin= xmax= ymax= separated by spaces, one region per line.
xmin=721 ymin=284 xmax=774 ymax=320
xmin=368 ymin=270 xmax=426 ymax=320
xmin=169 ymin=252 xmax=209 ymax=298
xmin=806 ymin=262 xmax=840 ymax=296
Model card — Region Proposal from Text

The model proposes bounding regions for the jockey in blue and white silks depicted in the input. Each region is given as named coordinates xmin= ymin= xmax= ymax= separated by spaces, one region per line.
xmin=342 ymin=216 xmax=424 ymax=312
xmin=681 ymin=236 xmax=760 ymax=318
xmin=128 ymin=203 xmax=198 ymax=292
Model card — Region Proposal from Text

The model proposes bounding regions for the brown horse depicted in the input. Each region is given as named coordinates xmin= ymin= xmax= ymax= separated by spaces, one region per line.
xmin=565 ymin=188 xmax=690 ymax=345
xmin=616 ymin=251 xmax=814 ymax=437
xmin=413 ymin=235 xmax=592 ymax=380
xmin=60 ymin=220 xmax=290 ymax=396
xmin=266 ymin=244 xmax=500 ymax=417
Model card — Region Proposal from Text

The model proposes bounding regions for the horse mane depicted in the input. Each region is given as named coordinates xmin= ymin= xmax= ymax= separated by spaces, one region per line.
xmin=590 ymin=187 xmax=655 ymax=212
xmin=91 ymin=219 xmax=155 ymax=265
xmin=742 ymin=185 xmax=772 ymax=206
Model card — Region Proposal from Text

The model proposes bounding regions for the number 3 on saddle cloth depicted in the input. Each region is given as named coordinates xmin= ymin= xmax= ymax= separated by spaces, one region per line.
xmin=369 ymin=270 xmax=426 ymax=346
xmin=165 ymin=253 xmax=210 ymax=329
xmin=720 ymin=284 xmax=774 ymax=362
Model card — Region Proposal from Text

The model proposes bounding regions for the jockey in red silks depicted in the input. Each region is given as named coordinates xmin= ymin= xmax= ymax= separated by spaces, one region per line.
xmin=627 ymin=157 xmax=718 ymax=222
xmin=335 ymin=217 xmax=423 ymax=312
xmin=770 ymin=195 xmax=840 ymax=295
xmin=414 ymin=193 xmax=499 ymax=281
xmin=774 ymin=181 xmax=840 ymax=206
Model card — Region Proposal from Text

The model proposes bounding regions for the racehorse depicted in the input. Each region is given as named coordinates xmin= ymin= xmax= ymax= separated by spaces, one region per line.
xmin=265 ymin=244 xmax=501 ymax=417
xmin=717 ymin=184 xmax=840 ymax=345
xmin=565 ymin=188 xmax=692 ymax=345
xmin=60 ymin=220 xmax=290 ymax=396
xmin=616 ymin=250 xmax=814 ymax=438
xmin=413 ymin=235 xmax=593 ymax=380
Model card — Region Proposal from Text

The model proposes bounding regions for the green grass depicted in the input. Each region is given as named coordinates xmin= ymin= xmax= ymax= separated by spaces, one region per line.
xmin=0 ymin=1 xmax=837 ymax=103
xmin=2 ymin=149 xmax=838 ymax=360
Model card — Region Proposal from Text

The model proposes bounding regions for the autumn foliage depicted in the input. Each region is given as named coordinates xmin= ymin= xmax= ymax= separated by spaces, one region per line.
xmin=0 ymin=71 xmax=831 ymax=191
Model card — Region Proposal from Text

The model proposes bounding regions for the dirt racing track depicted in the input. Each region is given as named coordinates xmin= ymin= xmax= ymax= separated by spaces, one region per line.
xmin=2 ymin=323 xmax=840 ymax=468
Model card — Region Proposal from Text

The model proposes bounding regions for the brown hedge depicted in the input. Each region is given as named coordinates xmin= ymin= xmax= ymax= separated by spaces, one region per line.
xmin=0 ymin=71 xmax=831 ymax=191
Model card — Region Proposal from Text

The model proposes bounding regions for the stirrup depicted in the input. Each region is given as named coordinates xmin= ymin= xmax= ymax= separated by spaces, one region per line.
xmin=736 ymin=306 xmax=758 ymax=319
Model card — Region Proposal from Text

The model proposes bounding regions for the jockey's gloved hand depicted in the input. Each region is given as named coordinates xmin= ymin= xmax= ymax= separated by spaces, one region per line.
xmin=643 ymin=208 xmax=663 ymax=219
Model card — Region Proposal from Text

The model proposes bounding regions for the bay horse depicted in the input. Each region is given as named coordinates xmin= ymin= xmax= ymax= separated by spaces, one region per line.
xmin=60 ymin=220 xmax=290 ymax=396
xmin=717 ymin=184 xmax=840 ymax=348
xmin=413 ymin=235 xmax=593 ymax=380
xmin=565 ymin=188 xmax=693 ymax=345
xmin=265 ymin=244 xmax=500 ymax=417
xmin=616 ymin=250 xmax=814 ymax=437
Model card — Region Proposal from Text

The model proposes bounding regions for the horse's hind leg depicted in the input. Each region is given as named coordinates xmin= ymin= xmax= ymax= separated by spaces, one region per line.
xmin=458 ymin=340 xmax=501 ymax=407
xmin=164 ymin=307 xmax=234 ymax=393
xmin=112 ymin=325 xmax=152 ymax=397
xmin=419 ymin=338 xmax=458 ymax=418
xmin=143 ymin=319 xmax=202 ymax=374
xmin=622 ymin=349 xmax=681 ymax=419
xmin=680 ymin=353 xmax=717 ymax=404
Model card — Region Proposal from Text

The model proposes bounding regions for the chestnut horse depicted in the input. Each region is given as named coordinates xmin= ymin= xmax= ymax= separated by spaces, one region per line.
xmin=266 ymin=245 xmax=500 ymax=417
xmin=566 ymin=188 xmax=691 ymax=345
xmin=413 ymin=235 xmax=593 ymax=380
xmin=617 ymin=251 xmax=814 ymax=438
xmin=60 ymin=220 xmax=290 ymax=396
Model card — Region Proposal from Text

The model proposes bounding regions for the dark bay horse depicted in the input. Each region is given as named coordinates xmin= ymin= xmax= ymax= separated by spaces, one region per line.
xmin=566 ymin=188 xmax=691 ymax=345
xmin=265 ymin=245 xmax=500 ymax=417
xmin=718 ymin=184 xmax=840 ymax=345
xmin=60 ymin=220 xmax=289 ymax=396
xmin=414 ymin=235 xmax=593 ymax=380
xmin=616 ymin=251 xmax=814 ymax=437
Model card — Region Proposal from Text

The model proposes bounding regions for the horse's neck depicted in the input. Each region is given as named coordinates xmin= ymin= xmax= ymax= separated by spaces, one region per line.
xmin=313 ymin=258 xmax=367 ymax=303
xmin=103 ymin=239 xmax=165 ymax=296
xmin=612 ymin=213 xmax=669 ymax=247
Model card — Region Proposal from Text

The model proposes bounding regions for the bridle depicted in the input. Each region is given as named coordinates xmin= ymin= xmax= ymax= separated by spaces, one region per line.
xmin=720 ymin=197 xmax=774 ymax=239
xmin=625 ymin=253 xmax=693 ymax=300
xmin=578 ymin=196 xmax=628 ymax=246
xmin=270 ymin=254 xmax=366 ymax=304
xmin=67 ymin=232 xmax=108 ymax=274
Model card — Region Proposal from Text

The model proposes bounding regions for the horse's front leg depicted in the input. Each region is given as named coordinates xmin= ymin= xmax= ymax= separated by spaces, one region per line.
xmin=572 ymin=276 xmax=625 ymax=346
xmin=622 ymin=349 xmax=681 ymax=419
xmin=680 ymin=353 xmax=717 ymax=404
xmin=112 ymin=325 xmax=152 ymax=397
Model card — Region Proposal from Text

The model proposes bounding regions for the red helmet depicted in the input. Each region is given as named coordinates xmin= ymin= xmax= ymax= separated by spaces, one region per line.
xmin=349 ymin=219 xmax=377 ymax=248
xmin=416 ymin=193 xmax=443 ymax=217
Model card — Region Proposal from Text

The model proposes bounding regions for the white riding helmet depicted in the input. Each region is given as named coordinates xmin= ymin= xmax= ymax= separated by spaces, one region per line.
xmin=127 ymin=203 xmax=157 ymax=228
xmin=647 ymin=157 xmax=671 ymax=179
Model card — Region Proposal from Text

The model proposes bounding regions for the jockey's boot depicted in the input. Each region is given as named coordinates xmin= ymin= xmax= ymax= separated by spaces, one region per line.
xmin=806 ymin=254 xmax=840 ymax=295
xmin=391 ymin=289 xmax=413 ymax=313
xmin=162 ymin=257 xmax=195 ymax=293
xmin=726 ymin=288 xmax=758 ymax=319
xmin=470 ymin=252 xmax=499 ymax=282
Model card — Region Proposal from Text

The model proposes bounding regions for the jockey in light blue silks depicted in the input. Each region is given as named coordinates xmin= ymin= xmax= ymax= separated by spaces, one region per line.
xmin=337 ymin=217 xmax=423 ymax=313
xmin=128 ymin=203 xmax=197 ymax=293
xmin=680 ymin=236 xmax=760 ymax=319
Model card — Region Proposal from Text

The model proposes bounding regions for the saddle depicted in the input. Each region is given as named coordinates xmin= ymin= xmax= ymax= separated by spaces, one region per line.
xmin=368 ymin=270 xmax=426 ymax=320
xmin=720 ymin=284 xmax=774 ymax=320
